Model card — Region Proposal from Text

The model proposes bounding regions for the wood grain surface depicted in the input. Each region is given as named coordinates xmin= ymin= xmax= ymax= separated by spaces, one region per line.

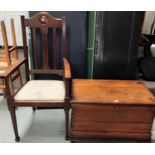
xmin=70 ymin=79 xmax=155 ymax=141
xmin=71 ymin=79 xmax=155 ymax=105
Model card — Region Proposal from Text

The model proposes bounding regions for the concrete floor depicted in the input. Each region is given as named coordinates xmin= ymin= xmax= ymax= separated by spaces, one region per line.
xmin=0 ymin=96 xmax=68 ymax=143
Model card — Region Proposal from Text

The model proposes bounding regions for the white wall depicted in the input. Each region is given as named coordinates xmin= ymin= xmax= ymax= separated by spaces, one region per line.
xmin=142 ymin=11 xmax=155 ymax=34
xmin=0 ymin=11 xmax=29 ymax=46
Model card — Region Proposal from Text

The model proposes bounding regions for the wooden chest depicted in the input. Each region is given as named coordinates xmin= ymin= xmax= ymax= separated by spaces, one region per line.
xmin=70 ymin=80 xmax=155 ymax=142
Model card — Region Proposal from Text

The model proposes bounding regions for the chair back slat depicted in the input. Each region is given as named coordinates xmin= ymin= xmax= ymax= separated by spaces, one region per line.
xmin=21 ymin=12 xmax=67 ymax=76
xmin=41 ymin=26 xmax=49 ymax=69
xmin=53 ymin=28 xmax=58 ymax=69
xmin=32 ymin=27 xmax=38 ymax=68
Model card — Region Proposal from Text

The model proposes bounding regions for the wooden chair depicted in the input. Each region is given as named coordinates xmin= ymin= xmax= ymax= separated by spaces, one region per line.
xmin=0 ymin=12 xmax=71 ymax=141
xmin=0 ymin=19 xmax=22 ymax=96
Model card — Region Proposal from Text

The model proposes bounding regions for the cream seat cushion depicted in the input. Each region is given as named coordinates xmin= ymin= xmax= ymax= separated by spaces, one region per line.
xmin=15 ymin=80 xmax=65 ymax=101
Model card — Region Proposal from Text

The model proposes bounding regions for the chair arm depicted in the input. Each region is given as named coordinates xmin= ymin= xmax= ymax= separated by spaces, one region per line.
xmin=63 ymin=57 xmax=72 ymax=102
xmin=63 ymin=57 xmax=71 ymax=79
xmin=0 ymin=58 xmax=27 ymax=78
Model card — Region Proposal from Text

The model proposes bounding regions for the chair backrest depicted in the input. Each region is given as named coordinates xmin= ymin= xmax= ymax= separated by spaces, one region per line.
xmin=21 ymin=12 xmax=67 ymax=77
xmin=0 ymin=19 xmax=18 ymax=66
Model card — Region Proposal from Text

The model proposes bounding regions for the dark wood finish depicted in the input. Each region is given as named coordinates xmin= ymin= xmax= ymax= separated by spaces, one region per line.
xmin=23 ymin=12 xmax=66 ymax=72
xmin=30 ymin=69 xmax=63 ymax=75
xmin=53 ymin=28 xmax=58 ymax=69
xmin=21 ymin=16 xmax=29 ymax=82
xmin=69 ymin=79 xmax=155 ymax=142
xmin=41 ymin=26 xmax=49 ymax=69
xmin=24 ymin=12 xmax=62 ymax=28
xmin=63 ymin=57 xmax=72 ymax=139
xmin=32 ymin=27 xmax=38 ymax=68
xmin=4 ymin=76 xmax=20 ymax=141
xmin=1 ymin=12 xmax=71 ymax=141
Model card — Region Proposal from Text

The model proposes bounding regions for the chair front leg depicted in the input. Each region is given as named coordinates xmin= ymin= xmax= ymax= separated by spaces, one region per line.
xmin=64 ymin=100 xmax=70 ymax=140
xmin=4 ymin=77 xmax=20 ymax=141
xmin=9 ymin=107 xmax=20 ymax=142
xmin=64 ymin=78 xmax=72 ymax=140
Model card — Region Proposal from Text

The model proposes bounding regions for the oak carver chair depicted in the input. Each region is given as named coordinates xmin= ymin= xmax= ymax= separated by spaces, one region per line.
xmin=0 ymin=19 xmax=22 ymax=97
xmin=0 ymin=12 xmax=72 ymax=142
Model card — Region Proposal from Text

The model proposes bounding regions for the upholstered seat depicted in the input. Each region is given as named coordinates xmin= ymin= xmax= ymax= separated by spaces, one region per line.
xmin=15 ymin=80 xmax=65 ymax=101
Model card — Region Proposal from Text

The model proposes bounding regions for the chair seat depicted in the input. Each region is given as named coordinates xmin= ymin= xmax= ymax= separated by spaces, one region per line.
xmin=14 ymin=80 xmax=65 ymax=101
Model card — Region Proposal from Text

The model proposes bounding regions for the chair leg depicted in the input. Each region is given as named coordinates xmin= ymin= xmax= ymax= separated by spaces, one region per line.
xmin=65 ymin=109 xmax=69 ymax=140
xmin=0 ymin=79 xmax=6 ymax=98
xmin=9 ymin=107 xmax=20 ymax=142
xmin=70 ymin=141 xmax=76 ymax=143
xmin=32 ymin=107 xmax=37 ymax=111
xmin=9 ymin=77 xmax=14 ymax=96
xmin=2 ymin=88 xmax=6 ymax=98
xmin=17 ymin=69 xmax=23 ymax=88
